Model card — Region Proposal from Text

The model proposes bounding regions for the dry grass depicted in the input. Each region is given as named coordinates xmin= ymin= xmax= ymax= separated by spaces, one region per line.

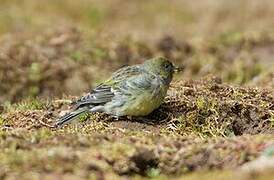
xmin=1 ymin=79 xmax=274 ymax=178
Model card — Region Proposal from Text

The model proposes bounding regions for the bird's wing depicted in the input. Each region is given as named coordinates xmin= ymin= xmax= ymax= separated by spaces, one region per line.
xmin=74 ymin=84 xmax=114 ymax=108
xmin=106 ymin=65 xmax=142 ymax=84
xmin=115 ymin=72 xmax=155 ymax=95
xmin=73 ymin=65 xmax=144 ymax=109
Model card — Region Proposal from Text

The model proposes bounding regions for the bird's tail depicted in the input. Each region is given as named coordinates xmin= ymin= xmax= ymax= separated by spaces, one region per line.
xmin=55 ymin=108 xmax=89 ymax=127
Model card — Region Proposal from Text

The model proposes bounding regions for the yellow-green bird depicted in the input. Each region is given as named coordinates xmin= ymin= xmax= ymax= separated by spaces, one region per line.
xmin=55 ymin=57 xmax=180 ymax=127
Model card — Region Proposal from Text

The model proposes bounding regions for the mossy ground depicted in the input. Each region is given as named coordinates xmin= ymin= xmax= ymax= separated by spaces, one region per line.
xmin=2 ymin=79 xmax=274 ymax=179
xmin=1 ymin=0 xmax=274 ymax=179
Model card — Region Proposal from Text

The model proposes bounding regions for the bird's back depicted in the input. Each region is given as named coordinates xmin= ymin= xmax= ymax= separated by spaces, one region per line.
xmin=72 ymin=65 xmax=145 ymax=109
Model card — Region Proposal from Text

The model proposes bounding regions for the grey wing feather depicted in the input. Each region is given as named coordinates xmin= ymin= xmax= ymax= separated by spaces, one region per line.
xmin=74 ymin=65 xmax=149 ymax=110
xmin=73 ymin=84 xmax=114 ymax=109
xmin=116 ymin=73 xmax=155 ymax=96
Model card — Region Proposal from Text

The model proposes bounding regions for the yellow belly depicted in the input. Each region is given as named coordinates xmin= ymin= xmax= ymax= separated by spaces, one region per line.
xmin=122 ymin=90 xmax=166 ymax=116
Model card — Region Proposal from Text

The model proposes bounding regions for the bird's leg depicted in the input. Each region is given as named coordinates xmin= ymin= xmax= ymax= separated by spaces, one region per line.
xmin=127 ymin=116 xmax=133 ymax=121
xmin=109 ymin=115 xmax=125 ymax=121
xmin=113 ymin=115 xmax=120 ymax=121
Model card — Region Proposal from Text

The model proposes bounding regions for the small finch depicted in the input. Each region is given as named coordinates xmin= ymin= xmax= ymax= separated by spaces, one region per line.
xmin=55 ymin=57 xmax=181 ymax=127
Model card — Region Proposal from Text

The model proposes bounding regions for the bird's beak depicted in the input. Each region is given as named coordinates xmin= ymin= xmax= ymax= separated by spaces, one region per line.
xmin=174 ymin=65 xmax=184 ymax=73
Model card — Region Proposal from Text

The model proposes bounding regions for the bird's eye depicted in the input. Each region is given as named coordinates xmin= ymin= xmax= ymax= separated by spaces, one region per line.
xmin=164 ymin=63 xmax=172 ymax=70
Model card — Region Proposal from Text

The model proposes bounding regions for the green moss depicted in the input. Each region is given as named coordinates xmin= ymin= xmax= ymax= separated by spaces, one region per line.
xmin=0 ymin=116 xmax=5 ymax=126
xmin=91 ymin=47 xmax=107 ymax=60
xmin=85 ymin=7 xmax=103 ymax=26
xmin=270 ymin=115 xmax=274 ymax=127
xmin=183 ymin=170 xmax=235 ymax=180
xmin=7 ymin=98 xmax=46 ymax=111
xmin=32 ymin=128 xmax=53 ymax=142
xmin=29 ymin=62 xmax=42 ymax=82
xmin=146 ymin=168 xmax=161 ymax=178
xmin=79 ymin=112 xmax=90 ymax=122
xmin=71 ymin=51 xmax=83 ymax=62
xmin=217 ymin=31 xmax=245 ymax=47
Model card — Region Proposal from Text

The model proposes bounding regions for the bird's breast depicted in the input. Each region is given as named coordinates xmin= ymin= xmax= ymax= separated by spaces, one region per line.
xmin=120 ymin=85 xmax=167 ymax=116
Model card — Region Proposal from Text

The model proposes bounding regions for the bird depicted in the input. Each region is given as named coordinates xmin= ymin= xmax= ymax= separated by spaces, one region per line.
xmin=55 ymin=57 xmax=181 ymax=127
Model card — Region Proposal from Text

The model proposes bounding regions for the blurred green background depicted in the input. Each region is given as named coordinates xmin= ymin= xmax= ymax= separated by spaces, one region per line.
xmin=1 ymin=0 xmax=274 ymax=103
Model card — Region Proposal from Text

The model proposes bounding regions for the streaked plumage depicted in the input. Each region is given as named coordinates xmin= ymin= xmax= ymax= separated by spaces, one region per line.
xmin=55 ymin=57 xmax=178 ymax=127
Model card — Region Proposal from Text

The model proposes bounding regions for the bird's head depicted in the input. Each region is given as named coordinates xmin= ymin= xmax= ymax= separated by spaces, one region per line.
xmin=142 ymin=57 xmax=182 ymax=84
